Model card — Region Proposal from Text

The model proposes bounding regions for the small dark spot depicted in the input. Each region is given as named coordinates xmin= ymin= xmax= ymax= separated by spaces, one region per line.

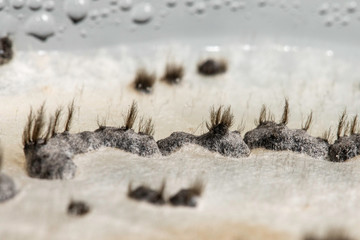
xmin=304 ymin=229 xmax=353 ymax=240
xmin=133 ymin=68 xmax=156 ymax=93
xmin=169 ymin=180 xmax=203 ymax=207
xmin=198 ymin=59 xmax=227 ymax=76
xmin=128 ymin=183 xmax=165 ymax=205
xmin=67 ymin=200 xmax=90 ymax=216
xmin=161 ymin=63 xmax=184 ymax=84
xmin=0 ymin=36 xmax=13 ymax=66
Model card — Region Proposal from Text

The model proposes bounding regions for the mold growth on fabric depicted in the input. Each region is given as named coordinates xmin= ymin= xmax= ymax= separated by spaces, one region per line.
xmin=23 ymin=101 xmax=160 ymax=180
xmin=157 ymin=105 xmax=250 ymax=157
xmin=127 ymin=182 xmax=165 ymax=205
xmin=328 ymin=111 xmax=360 ymax=162
xmin=169 ymin=180 xmax=204 ymax=207
xmin=0 ymin=147 xmax=17 ymax=203
xmin=0 ymin=37 xmax=13 ymax=66
xmin=67 ymin=200 xmax=91 ymax=216
xmin=161 ymin=63 xmax=184 ymax=84
xmin=244 ymin=99 xmax=329 ymax=159
xmin=197 ymin=58 xmax=227 ymax=76
xmin=133 ymin=68 xmax=156 ymax=93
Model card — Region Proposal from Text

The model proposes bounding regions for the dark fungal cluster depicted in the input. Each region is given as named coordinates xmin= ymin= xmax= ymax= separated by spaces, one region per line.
xmin=197 ymin=58 xmax=227 ymax=76
xmin=23 ymin=101 xmax=159 ymax=180
xmin=128 ymin=180 xmax=204 ymax=207
xmin=329 ymin=111 xmax=360 ymax=162
xmin=157 ymin=106 xmax=250 ymax=158
xmin=0 ymin=36 xmax=13 ymax=66
xmin=244 ymin=99 xmax=329 ymax=159
xmin=67 ymin=200 xmax=91 ymax=216
xmin=0 ymin=147 xmax=17 ymax=203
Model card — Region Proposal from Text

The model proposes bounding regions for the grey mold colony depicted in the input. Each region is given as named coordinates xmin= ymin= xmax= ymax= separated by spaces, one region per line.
xmin=157 ymin=106 xmax=250 ymax=157
xmin=133 ymin=68 xmax=156 ymax=94
xmin=0 ymin=148 xmax=17 ymax=203
xmin=328 ymin=112 xmax=360 ymax=162
xmin=0 ymin=37 xmax=13 ymax=65
xmin=23 ymin=102 xmax=160 ymax=180
xmin=244 ymin=100 xmax=329 ymax=159
xmin=128 ymin=183 xmax=165 ymax=205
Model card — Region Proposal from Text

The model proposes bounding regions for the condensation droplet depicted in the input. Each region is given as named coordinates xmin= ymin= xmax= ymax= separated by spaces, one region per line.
xmin=119 ymin=0 xmax=132 ymax=10
xmin=326 ymin=50 xmax=333 ymax=57
xmin=166 ymin=0 xmax=176 ymax=7
xmin=17 ymin=13 xmax=24 ymax=19
xmin=347 ymin=1 xmax=357 ymax=13
xmin=25 ymin=12 xmax=55 ymax=41
xmin=212 ymin=0 xmax=221 ymax=9
xmin=89 ymin=9 xmax=99 ymax=20
xmin=194 ymin=1 xmax=206 ymax=14
xmin=258 ymin=0 xmax=266 ymax=7
xmin=332 ymin=3 xmax=340 ymax=12
xmin=324 ymin=16 xmax=333 ymax=27
xmin=159 ymin=9 xmax=168 ymax=18
xmin=131 ymin=2 xmax=153 ymax=24
xmin=100 ymin=8 xmax=110 ymax=18
xmin=341 ymin=15 xmax=350 ymax=26
xmin=28 ymin=0 xmax=42 ymax=10
xmin=110 ymin=0 xmax=118 ymax=5
xmin=43 ymin=1 xmax=54 ymax=11
xmin=11 ymin=0 xmax=25 ymax=9
xmin=0 ymin=13 xmax=18 ymax=37
xmin=80 ymin=29 xmax=87 ymax=37
xmin=318 ymin=3 xmax=329 ymax=15
xmin=230 ymin=1 xmax=240 ymax=11
xmin=0 ymin=0 xmax=6 ymax=10
xmin=185 ymin=0 xmax=194 ymax=7
xmin=64 ymin=0 xmax=89 ymax=24
xmin=110 ymin=5 xmax=117 ymax=13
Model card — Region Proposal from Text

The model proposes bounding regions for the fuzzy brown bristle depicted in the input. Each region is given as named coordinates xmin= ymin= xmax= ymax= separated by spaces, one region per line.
xmin=138 ymin=117 xmax=155 ymax=136
xmin=322 ymin=127 xmax=333 ymax=143
xmin=190 ymin=179 xmax=204 ymax=196
xmin=31 ymin=103 xmax=46 ymax=144
xmin=256 ymin=104 xmax=275 ymax=126
xmin=337 ymin=109 xmax=347 ymax=139
xmin=51 ymin=107 xmax=62 ymax=137
xmin=237 ymin=117 xmax=246 ymax=134
xmin=350 ymin=115 xmax=358 ymax=135
xmin=96 ymin=116 xmax=107 ymax=129
xmin=64 ymin=100 xmax=75 ymax=132
xmin=162 ymin=63 xmax=184 ymax=84
xmin=302 ymin=111 xmax=313 ymax=131
xmin=133 ymin=68 xmax=156 ymax=93
xmin=280 ymin=98 xmax=289 ymax=125
xmin=22 ymin=108 xmax=34 ymax=146
xmin=124 ymin=101 xmax=138 ymax=130
xmin=206 ymin=105 xmax=234 ymax=133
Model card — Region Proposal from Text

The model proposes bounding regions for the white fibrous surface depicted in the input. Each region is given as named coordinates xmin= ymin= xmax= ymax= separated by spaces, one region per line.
xmin=1 ymin=42 xmax=360 ymax=240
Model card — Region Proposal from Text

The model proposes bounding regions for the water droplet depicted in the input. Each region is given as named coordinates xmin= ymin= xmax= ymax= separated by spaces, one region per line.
xmin=326 ymin=50 xmax=333 ymax=57
xmin=324 ymin=16 xmax=334 ymax=27
xmin=194 ymin=1 xmax=206 ymax=14
xmin=0 ymin=13 xmax=18 ymax=37
xmin=110 ymin=5 xmax=117 ymax=13
xmin=332 ymin=3 xmax=340 ymax=12
xmin=17 ymin=13 xmax=24 ymax=19
xmin=89 ymin=9 xmax=99 ymax=20
xmin=131 ymin=2 xmax=153 ymax=24
xmin=11 ymin=0 xmax=25 ymax=9
xmin=185 ymin=0 xmax=194 ymax=7
xmin=222 ymin=0 xmax=230 ymax=6
xmin=80 ymin=29 xmax=87 ymax=37
xmin=212 ymin=0 xmax=221 ymax=9
xmin=28 ymin=0 xmax=42 ymax=10
xmin=159 ymin=9 xmax=168 ymax=18
xmin=100 ymin=8 xmax=110 ymax=18
xmin=25 ymin=12 xmax=55 ymax=41
xmin=0 ymin=0 xmax=6 ymax=10
xmin=318 ymin=3 xmax=329 ymax=15
xmin=166 ymin=0 xmax=176 ymax=7
xmin=347 ymin=1 xmax=357 ymax=13
xmin=230 ymin=1 xmax=240 ymax=11
xmin=110 ymin=0 xmax=118 ymax=5
xmin=119 ymin=0 xmax=131 ymax=10
xmin=258 ymin=0 xmax=266 ymax=7
xmin=43 ymin=1 xmax=54 ymax=11
xmin=64 ymin=0 xmax=89 ymax=24
xmin=341 ymin=15 xmax=350 ymax=26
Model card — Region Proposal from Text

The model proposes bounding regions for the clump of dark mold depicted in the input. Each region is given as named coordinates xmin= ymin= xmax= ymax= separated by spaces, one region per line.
xmin=67 ymin=200 xmax=90 ymax=216
xmin=0 ymin=147 xmax=17 ymax=203
xmin=304 ymin=229 xmax=353 ymax=240
xmin=23 ymin=101 xmax=160 ymax=180
xmin=161 ymin=63 xmax=184 ymax=84
xmin=157 ymin=105 xmax=250 ymax=157
xmin=244 ymin=99 xmax=329 ymax=159
xmin=328 ymin=110 xmax=360 ymax=162
xmin=169 ymin=180 xmax=204 ymax=207
xmin=128 ymin=182 xmax=165 ymax=205
xmin=0 ymin=36 xmax=13 ymax=66
xmin=133 ymin=68 xmax=156 ymax=93
xmin=197 ymin=58 xmax=227 ymax=76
